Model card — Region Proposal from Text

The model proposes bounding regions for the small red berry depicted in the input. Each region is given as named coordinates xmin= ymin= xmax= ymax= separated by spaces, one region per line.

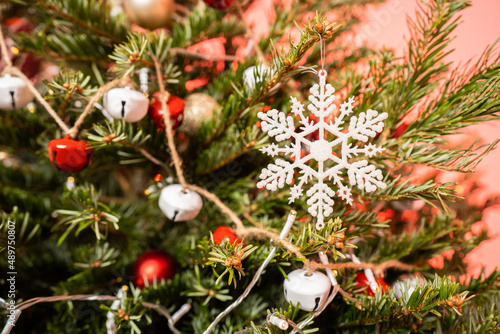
xmin=212 ymin=226 xmax=244 ymax=246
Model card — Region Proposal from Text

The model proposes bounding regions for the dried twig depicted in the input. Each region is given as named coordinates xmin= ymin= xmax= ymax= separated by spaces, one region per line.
xmin=307 ymin=259 xmax=413 ymax=277
xmin=152 ymin=56 xmax=188 ymax=190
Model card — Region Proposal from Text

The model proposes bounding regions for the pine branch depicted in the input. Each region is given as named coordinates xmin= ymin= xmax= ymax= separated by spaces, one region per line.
xmin=366 ymin=178 xmax=459 ymax=209
xmin=17 ymin=45 xmax=110 ymax=65
xmin=16 ymin=31 xmax=114 ymax=66
xmin=170 ymin=7 xmax=246 ymax=48
xmin=87 ymin=120 xmax=172 ymax=171
xmin=195 ymin=124 xmax=266 ymax=175
xmin=385 ymin=138 xmax=499 ymax=173
xmin=0 ymin=207 xmax=43 ymax=246
xmin=336 ymin=275 xmax=466 ymax=330
xmin=372 ymin=211 xmax=487 ymax=267
xmin=32 ymin=0 xmax=125 ymax=43
xmin=411 ymin=67 xmax=500 ymax=136
xmin=200 ymin=17 xmax=343 ymax=150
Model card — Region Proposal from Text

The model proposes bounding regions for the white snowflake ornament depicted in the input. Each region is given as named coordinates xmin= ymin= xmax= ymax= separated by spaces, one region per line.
xmin=257 ymin=70 xmax=388 ymax=230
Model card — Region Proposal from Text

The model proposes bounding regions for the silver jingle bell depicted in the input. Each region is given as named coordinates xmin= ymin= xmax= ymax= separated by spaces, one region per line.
xmin=0 ymin=74 xmax=34 ymax=110
xmin=158 ymin=184 xmax=203 ymax=221
xmin=283 ymin=269 xmax=331 ymax=312
xmin=102 ymin=86 xmax=149 ymax=122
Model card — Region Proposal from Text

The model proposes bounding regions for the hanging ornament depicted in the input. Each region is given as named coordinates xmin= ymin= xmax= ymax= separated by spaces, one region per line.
xmin=148 ymin=94 xmax=185 ymax=129
xmin=102 ymin=86 xmax=149 ymax=122
xmin=392 ymin=274 xmax=423 ymax=300
xmin=158 ymin=184 xmax=203 ymax=221
xmin=177 ymin=93 xmax=220 ymax=135
xmin=124 ymin=0 xmax=174 ymax=30
xmin=212 ymin=226 xmax=244 ymax=246
xmin=48 ymin=136 xmax=93 ymax=173
xmin=0 ymin=74 xmax=35 ymax=110
xmin=243 ymin=65 xmax=274 ymax=92
xmin=283 ymin=269 xmax=331 ymax=312
xmin=257 ymin=69 xmax=388 ymax=230
xmin=355 ymin=271 xmax=390 ymax=296
xmin=202 ymin=0 xmax=235 ymax=10
xmin=391 ymin=122 xmax=409 ymax=139
xmin=133 ymin=250 xmax=177 ymax=288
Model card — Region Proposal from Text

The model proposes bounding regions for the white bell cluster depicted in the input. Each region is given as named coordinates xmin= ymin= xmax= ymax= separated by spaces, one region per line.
xmin=102 ymin=86 xmax=149 ymax=122
xmin=283 ymin=269 xmax=331 ymax=312
xmin=0 ymin=74 xmax=34 ymax=110
xmin=158 ymin=184 xmax=203 ymax=221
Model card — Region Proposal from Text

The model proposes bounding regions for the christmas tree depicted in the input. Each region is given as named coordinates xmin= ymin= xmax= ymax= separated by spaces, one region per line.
xmin=1 ymin=0 xmax=500 ymax=333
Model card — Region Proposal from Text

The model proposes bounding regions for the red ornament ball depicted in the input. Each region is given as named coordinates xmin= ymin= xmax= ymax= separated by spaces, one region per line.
xmin=133 ymin=250 xmax=177 ymax=288
xmin=48 ymin=135 xmax=93 ymax=173
xmin=154 ymin=174 xmax=163 ymax=182
xmin=390 ymin=122 xmax=409 ymax=139
xmin=212 ymin=226 xmax=244 ymax=246
xmin=355 ymin=272 xmax=390 ymax=296
xmin=149 ymin=94 xmax=185 ymax=130
xmin=203 ymin=0 xmax=235 ymax=10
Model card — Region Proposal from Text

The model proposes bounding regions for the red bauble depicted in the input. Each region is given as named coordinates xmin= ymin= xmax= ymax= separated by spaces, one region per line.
xmin=48 ymin=136 xmax=93 ymax=173
xmin=5 ymin=18 xmax=41 ymax=79
xmin=148 ymin=94 xmax=185 ymax=130
xmin=133 ymin=250 xmax=177 ymax=288
xmin=390 ymin=122 xmax=409 ymax=139
xmin=203 ymin=0 xmax=235 ymax=10
xmin=355 ymin=272 xmax=390 ymax=296
xmin=212 ymin=226 xmax=244 ymax=245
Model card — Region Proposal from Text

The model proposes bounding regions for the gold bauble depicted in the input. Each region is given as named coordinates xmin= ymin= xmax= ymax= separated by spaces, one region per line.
xmin=178 ymin=93 xmax=220 ymax=135
xmin=124 ymin=0 xmax=174 ymax=30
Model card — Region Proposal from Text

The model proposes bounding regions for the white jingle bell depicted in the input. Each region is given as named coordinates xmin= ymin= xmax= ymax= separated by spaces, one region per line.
xmin=283 ymin=269 xmax=331 ymax=312
xmin=102 ymin=86 xmax=149 ymax=122
xmin=243 ymin=65 xmax=274 ymax=92
xmin=0 ymin=74 xmax=34 ymax=110
xmin=158 ymin=184 xmax=203 ymax=221
xmin=392 ymin=274 xmax=422 ymax=300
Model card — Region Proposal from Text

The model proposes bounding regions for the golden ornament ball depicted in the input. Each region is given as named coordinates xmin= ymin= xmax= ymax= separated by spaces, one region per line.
xmin=178 ymin=93 xmax=220 ymax=135
xmin=124 ymin=0 xmax=174 ymax=30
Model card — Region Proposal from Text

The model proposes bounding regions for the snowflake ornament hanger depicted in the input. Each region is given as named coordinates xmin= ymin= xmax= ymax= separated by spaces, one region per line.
xmin=257 ymin=70 xmax=388 ymax=230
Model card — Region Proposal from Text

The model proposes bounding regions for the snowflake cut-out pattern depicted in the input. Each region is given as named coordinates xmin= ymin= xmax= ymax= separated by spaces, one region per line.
xmin=257 ymin=71 xmax=388 ymax=230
